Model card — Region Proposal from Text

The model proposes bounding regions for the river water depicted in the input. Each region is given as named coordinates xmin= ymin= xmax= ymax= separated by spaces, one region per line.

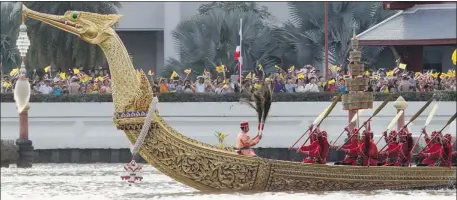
xmin=1 ymin=164 xmax=455 ymax=200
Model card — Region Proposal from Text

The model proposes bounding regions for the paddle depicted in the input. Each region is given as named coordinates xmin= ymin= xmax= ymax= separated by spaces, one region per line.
xmin=378 ymin=97 xmax=434 ymax=152
xmin=410 ymin=103 xmax=438 ymax=153
xmin=288 ymin=104 xmax=329 ymax=150
xmin=298 ymin=95 xmax=341 ymax=150
xmin=417 ymin=112 xmax=457 ymax=154
xmin=332 ymin=109 xmax=365 ymax=146
xmin=336 ymin=94 xmax=393 ymax=151
xmin=375 ymin=110 xmax=404 ymax=145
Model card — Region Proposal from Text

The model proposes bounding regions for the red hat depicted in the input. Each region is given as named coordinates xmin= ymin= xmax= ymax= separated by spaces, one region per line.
xmin=240 ymin=121 xmax=249 ymax=127
xmin=321 ymin=131 xmax=327 ymax=138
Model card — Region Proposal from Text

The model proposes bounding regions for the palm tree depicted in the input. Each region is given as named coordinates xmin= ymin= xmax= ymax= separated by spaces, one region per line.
xmin=1 ymin=2 xmax=21 ymax=71
xmin=164 ymin=8 xmax=280 ymax=77
xmin=23 ymin=2 xmax=121 ymax=72
xmin=278 ymin=2 xmax=396 ymax=69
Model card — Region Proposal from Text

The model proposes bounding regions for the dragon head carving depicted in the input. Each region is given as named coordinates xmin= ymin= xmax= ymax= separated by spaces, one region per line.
xmin=22 ymin=5 xmax=122 ymax=44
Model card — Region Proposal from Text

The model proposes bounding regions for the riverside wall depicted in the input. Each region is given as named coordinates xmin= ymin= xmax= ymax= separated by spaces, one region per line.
xmin=1 ymin=101 xmax=455 ymax=163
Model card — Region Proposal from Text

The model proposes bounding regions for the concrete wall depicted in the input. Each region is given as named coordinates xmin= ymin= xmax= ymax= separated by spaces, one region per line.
xmin=2 ymin=101 xmax=455 ymax=150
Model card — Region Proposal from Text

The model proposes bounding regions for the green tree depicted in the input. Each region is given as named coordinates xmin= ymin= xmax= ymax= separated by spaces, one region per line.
xmin=1 ymin=2 xmax=21 ymax=71
xmin=276 ymin=2 xmax=396 ymax=68
xmin=164 ymin=8 xmax=279 ymax=76
xmin=23 ymin=2 xmax=121 ymax=72
xmin=198 ymin=2 xmax=272 ymax=20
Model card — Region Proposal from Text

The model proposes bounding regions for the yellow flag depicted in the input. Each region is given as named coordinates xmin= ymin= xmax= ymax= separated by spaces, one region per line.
xmin=148 ymin=70 xmax=154 ymax=76
xmin=331 ymin=65 xmax=338 ymax=71
xmin=373 ymin=75 xmax=379 ymax=80
xmin=3 ymin=82 xmax=11 ymax=88
xmin=81 ymin=75 xmax=88 ymax=83
xmin=184 ymin=69 xmax=192 ymax=74
xmin=170 ymin=71 xmax=179 ymax=79
xmin=216 ymin=65 xmax=225 ymax=73
xmin=59 ymin=72 xmax=66 ymax=79
xmin=398 ymin=63 xmax=407 ymax=70
xmin=44 ymin=66 xmax=51 ymax=73
xmin=274 ymin=65 xmax=281 ymax=70
xmin=448 ymin=70 xmax=455 ymax=77
xmin=440 ymin=73 xmax=447 ymax=79
xmin=386 ymin=70 xmax=394 ymax=77
xmin=258 ymin=64 xmax=263 ymax=71
xmin=73 ymin=68 xmax=80 ymax=74
xmin=328 ymin=79 xmax=335 ymax=85
xmin=298 ymin=74 xmax=305 ymax=79
xmin=288 ymin=65 xmax=295 ymax=72
xmin=279 ymin=73 xmax=284 ymax=79
xmin=9 ymin=68 xmax=19 ymax=76
xmin=365 ymin=71 xmax=370 ymax=76
xmin=96 ymin=76 xmax=104 ymax=82
xmin=245 ymin=72 xmax=252 ymax=79
xmin=452 ymin=49 xmax=456 ymax=65
xmin=430 ymin=72 xmax=439 ymax=78
xmin=253 ymin=83 xmax=261 ymax=89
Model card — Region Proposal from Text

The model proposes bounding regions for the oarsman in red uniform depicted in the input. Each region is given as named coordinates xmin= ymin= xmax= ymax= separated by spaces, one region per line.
xmin=417 ymin=130 xmax=443 ymax=166
xmin=380 ymin=129 xmax=414 ymax=167
xmin=439 ymin=134 xmax=454 ymax=167
xmin=300 ymin=129 xmax=319 ymax=163
xmin=378 ymin=130 xmax=399 ymax=166
xmin=235 ymin=121 xmax=261 ymax=157
xmin=297 ymin=128 xmax=321 ymax=164
xmin=332 ymin=128 xmax=360 ymax=165
xmin=317 ymin=131 xmax=330 ymax=164
xmin=339 ymin=127 xmax=378 ymax=166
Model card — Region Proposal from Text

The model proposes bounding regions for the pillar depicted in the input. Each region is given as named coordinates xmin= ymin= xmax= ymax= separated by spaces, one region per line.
xmin=393 ymin=96 xmax=408 ymax=131
xmin=16 ymin=105 xmax=34 ymax=168
xmin=348 ymin=110 xmax=357 ymax=130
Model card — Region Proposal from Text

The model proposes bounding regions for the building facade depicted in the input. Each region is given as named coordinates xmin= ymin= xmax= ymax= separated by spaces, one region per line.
xmin=115 ymin=2 xmax=290 ymax=74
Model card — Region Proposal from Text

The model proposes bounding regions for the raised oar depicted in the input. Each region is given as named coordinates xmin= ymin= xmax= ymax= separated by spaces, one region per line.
xmin=332 ymin=109 xmax=365 ymax=146
xmin=301 ymin=95 xmax=341 ymax=146
xmin=378 ymin=97 xmax=435 ymax=152
xmin=375 ymin=110 xmax=404 ymax=145
xmin=294 ymin=94 xmax=341 ymax=150
xmin=288 ymin=104 xmax=329 ymax=150
xmin=418 ymin=112 xmax=457 ymax=154
xmin=409 ymin=103 xmax=438 ymax=153
xmin=336 ymin=94 xmax=393 ymax=150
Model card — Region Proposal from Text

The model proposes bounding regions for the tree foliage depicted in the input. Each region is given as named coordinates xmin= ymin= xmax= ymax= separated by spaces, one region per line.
xmin=164 ymin=8 xmax=280 ymax=76
xmin=168 ymin=2 xmax=396 ymax=75
xmin=280 ymin=2 xmax=396 ymax=68
xmin=22 ymin=2 xmax=121 ymax=72
xmin=0 ymin=2 xmax=21 ymax=71
xmin=198 ymin=2 xmax=272 ymax=20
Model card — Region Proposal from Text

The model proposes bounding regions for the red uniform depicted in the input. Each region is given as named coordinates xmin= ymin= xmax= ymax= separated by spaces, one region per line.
xmin=318 ymin=131 xmax=330 ymax=164
xmin=299 ymin=139 xmax=320 ymax=163
xmin=336 ymin=128 xmax=360 ymax=165
xmin=378 ymin=130 xmax=399 ymax=166
xmin=419 ymin=131 xmax=443 ymax=166
xmin=342 ymin=130 xmax=378 ymax=166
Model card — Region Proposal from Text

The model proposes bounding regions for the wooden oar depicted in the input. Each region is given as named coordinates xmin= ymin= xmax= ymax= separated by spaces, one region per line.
xmin=417 ymin=112 xmax=456 ymax=154
xmin=376 ymin=110 xmax=404 ymax=145
xmin=332 ymin=109 xmax=365 ymax=146
xmin=409 ymin=103 xmax=438 ymax=153
xmin=288 ymin=104 xmax=329 ymax=150
xmin=296 ymin=95 xmax=341 ymax=151
xmin=378 ymin=97 xmax=435 ymax=152
xmin=336 ymin=94 xmax=393 ymax=151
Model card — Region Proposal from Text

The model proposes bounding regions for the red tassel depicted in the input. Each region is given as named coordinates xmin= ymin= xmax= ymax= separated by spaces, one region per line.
xmin=261 ymin=123 xmax=265 ymax=131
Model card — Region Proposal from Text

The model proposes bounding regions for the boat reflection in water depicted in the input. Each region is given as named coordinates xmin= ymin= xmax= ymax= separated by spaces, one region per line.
xmin=1 ymin=164 xmax=455 ymax=200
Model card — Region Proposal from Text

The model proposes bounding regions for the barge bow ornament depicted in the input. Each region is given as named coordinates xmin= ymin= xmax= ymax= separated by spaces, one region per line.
xmin=22 ymin=6 xmax=456 ymax=192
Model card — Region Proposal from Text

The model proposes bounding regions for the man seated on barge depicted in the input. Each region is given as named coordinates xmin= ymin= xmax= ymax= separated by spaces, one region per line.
xmin=236 ymin=121 xmax=261 ymax=157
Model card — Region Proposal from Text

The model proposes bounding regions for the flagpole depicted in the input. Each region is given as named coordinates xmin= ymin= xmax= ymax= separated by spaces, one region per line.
xmin=239 ymin=18 xmax=243 ymax=86
xmin=324 ymin=1 xmax=329 ymax=81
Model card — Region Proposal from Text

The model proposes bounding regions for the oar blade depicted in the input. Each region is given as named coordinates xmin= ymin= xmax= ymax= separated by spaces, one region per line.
xmin=424 ymin=103 xmax=438 ymax=127
xmin=387 ymin=110 xmax=404 ymax=131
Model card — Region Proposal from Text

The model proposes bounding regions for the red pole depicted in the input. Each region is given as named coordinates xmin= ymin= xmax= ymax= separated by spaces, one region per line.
xmin=324 ymin=2 xmax=329 ymax=81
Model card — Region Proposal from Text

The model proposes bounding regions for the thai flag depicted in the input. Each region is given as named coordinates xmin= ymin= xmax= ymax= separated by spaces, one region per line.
xmin=393 ymin=67 xmax=400 ymax=75
xmin=236 ymin=18 xmax=243 ymax=83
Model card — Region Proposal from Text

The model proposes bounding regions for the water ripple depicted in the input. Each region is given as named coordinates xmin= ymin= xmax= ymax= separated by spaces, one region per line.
xmin=1 ymin=164 xmax=455 ymax=200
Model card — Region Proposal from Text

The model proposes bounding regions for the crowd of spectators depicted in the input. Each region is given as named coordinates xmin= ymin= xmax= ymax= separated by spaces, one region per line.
xmin=1 ymin=68 xmax=112 ymax=95
xmin=1 ymin=65 xmax=456 ymax=95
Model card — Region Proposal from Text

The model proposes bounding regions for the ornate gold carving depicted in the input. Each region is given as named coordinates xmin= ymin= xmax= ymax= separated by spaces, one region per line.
xmin=24 ymin=6 xmax=457 ymax=192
